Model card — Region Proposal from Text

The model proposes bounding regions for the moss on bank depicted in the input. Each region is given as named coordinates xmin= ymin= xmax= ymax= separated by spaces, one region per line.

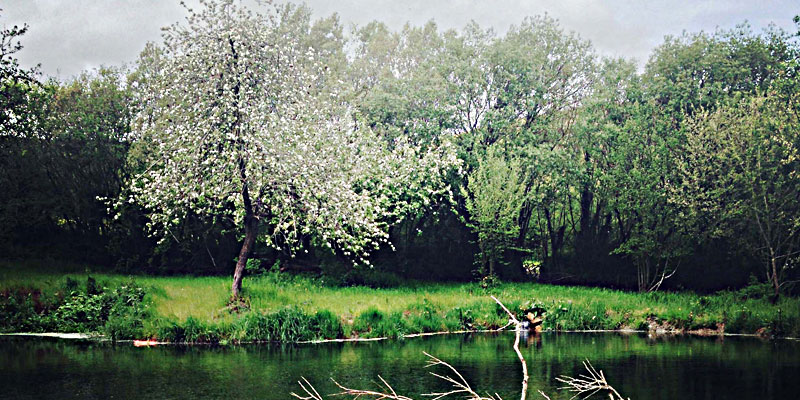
xmin=1 ymin=262 xmax=799 ymax=342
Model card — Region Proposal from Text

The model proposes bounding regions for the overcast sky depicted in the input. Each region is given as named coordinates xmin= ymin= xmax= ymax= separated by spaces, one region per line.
xmin=2 ymin=0 xmax=798 ymax=80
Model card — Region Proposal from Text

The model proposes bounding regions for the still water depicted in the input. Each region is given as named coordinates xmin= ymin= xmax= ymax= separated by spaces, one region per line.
xmin=1 ymin=332 xmax=798 ymax=399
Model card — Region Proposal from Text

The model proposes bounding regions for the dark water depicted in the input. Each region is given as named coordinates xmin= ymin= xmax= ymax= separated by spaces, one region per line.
xmin=0 ymin=332 xmax=798 ymax=399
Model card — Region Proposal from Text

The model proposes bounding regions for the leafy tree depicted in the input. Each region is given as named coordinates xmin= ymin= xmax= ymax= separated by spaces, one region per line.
xmin=491 ymin=17 xmax=595 ymax=269
xmin=1 ymin=66 xmax=134 ymax=261
xmin=678 ymin=91 xmax=800 ymax=298
xmin=608 ymin=108 xmax=691 ymax=292
xmin=1 ymin=8 xmax=40 ymax=135
xmin=566 ymin=58 xmax=642 ymax=275
xmin=351 ymin=20 xmax=453 ymax=146
xmin=124 ymin=0 xmax=455 ymax=297
xmin=644 ymin=24 xmax=794 ymax=120
xmin=462 ymin=149 xmax=526 ymax=277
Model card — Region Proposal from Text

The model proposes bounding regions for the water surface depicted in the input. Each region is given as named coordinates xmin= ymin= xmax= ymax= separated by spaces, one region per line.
xmin=1 ymin=332 xmax=797 ymax=399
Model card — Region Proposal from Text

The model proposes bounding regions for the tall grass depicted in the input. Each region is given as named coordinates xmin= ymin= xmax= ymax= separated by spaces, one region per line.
xmin=2 ymin=261 xmax=798 ymax=341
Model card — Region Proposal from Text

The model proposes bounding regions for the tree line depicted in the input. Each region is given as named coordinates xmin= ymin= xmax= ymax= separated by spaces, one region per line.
xmin=1 ymin=2 xmax=799 ymax=297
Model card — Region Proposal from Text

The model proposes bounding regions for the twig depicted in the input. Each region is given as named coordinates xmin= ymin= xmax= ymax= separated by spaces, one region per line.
xmin=291 ymin=377 xmax=324 ymax=400
xmin=423 ymin=352 xmax=498 ymax=400
xmin=555 ymin=360 xmax=628 ymax=400
xmin=330 ymin=376 xmax=414 ymax=400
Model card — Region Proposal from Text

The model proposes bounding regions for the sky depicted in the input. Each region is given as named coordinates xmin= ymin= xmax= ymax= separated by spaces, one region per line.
xmin=2 ymin=0 xmax=798 ymax=80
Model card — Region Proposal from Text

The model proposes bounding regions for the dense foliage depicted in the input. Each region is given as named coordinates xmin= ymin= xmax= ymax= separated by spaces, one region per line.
xmin=1 ymin=3 xmax=799 ymax=295
xmin=3 ymin=268 xmax=798 ymax=341
xmin=0 ymin=276 xmax=148 ymax=339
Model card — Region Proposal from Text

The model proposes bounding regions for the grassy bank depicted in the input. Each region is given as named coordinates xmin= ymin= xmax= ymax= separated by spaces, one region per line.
xmin=2 ymin=261 xmax=799 ymax=342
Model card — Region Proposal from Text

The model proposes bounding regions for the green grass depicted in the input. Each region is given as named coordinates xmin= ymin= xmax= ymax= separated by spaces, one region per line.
xmin=2 ymin=260 xmax=799 ymax=341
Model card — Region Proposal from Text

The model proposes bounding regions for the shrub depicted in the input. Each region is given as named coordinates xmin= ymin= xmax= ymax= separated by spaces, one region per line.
xmin=313 ymin=309 xmax=344 ymax=340
xmin=725 ymin=308 xmax=764 ymax=334
xmin=156 ymin=320 xmax=187 ymax=342
xmin=52 ymin=291 xmax=110 ymax=332
xmin=0 ymin=277 xmax=149 ymax=339
xmin=183 ymin=317 xmax=220 ymax=343
xmin=269 ymin=307 xmax=314 ymax=342
xmin=103 ymin=281 xmax=149 ymax=340
xmin=340 ymin=268 xmax=403 ymax=288
xmin=542 ymin=300 xmax=614 ymax=331
xmin=0 ymin=291 xmax=49 ymax=332
xmin=104 ymin=313 xmax=144 ymax=340
xmin=732 ymin=275 xmax=773 ymax=300
xmin=232 ymin=306 xmax=314 ymax=342
xmin=379 ymin=312 xmax=409 ymax=339
xmin=407 ymin=300 xmax=445 ymax=333
xmin=445 ymin=307 xmax=475 ymax=331
xmin=479 ymin=274 xmax=501 ymax=290
xmin=352 ymin=308 xmax=407 ymax=338
xmin=352 ymin=307 xmax=385 ymax=335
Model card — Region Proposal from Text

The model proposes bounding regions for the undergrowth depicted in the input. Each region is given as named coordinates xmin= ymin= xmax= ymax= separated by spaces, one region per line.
xmin=2 ymin=263 xmax=799 ymax=342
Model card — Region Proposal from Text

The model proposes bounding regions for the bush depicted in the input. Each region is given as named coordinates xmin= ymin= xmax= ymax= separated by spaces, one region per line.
xmin=104 ymin=313 xmax=144 ymax=340
xmin=732 ymin=275 xmax=774 ymax=300
xmin=0 ymin=291 xmax=50 ymax=332
xmin=232 ymin=306 xmax=314 ymax=342
xmin=183 ymin=317 xmax=220 ymax=343
xmin=379 ymin=312 xmax=409 ymax=339
xmin=0 ymin=277 xmax=149 ymax=339
xmin=269 ymin=307 xmax=314 ymax=342
xmin=352 ymin=307 xmax=385 ymax=335
xmin=52 ymin=291 xmax=111 ymax=332
xmin=103 ymin=282 xmax=148 ymax=340
xmin=445 ymin=307 xmax=475 ymax=331
xmin=725 ymin=308 xmax=765 ymax=334
xmin=313 ymin=309 xmax=344 ymax=340
xmin=340 ymin=268 xmax=403 ymax=288
xmin=155 ymin=320 xmax=187 ymax=342
xmin=352 ymin=308 xmax=407 ymax=338
xmin=479 ymin=274 xmax=501 ymax=290
xmin=407 ymin=300 xmax=445 ymax=333
xmin=543 ymin=300 xmax=614 ymax=331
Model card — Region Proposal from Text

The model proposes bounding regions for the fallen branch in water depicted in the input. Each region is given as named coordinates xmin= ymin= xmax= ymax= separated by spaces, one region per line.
xmin=292 ymin=354 xmax=499 ymax=400
xmin=291 ymin=297 xmax=627 ymax=400
xmin=423 ymin=352 xmax=500 ymax=400
xmin=538 ymin=360 xmax=629 ymax=400
xmin=491 ymin=295 xmax=528 ymax=400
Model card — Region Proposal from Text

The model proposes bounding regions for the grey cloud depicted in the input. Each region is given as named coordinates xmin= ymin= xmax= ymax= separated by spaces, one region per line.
xmin=2 ymin=0 xmax=797 ymax=79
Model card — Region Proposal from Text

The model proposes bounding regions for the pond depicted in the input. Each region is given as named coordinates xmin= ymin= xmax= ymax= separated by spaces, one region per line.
xmin=1 ymin=332 xmax=798 ymax=399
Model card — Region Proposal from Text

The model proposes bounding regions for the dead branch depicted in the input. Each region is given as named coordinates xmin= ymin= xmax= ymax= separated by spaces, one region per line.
xmin=423 ymin=352 xmax=500 ymax=400
xmin=491 ymin=295 xmax=529 ymax=400
xmin=291 ymin=377 xmax=324 ymax=400
xmin=292 ymin=297 xmax=627 ymax=400
xmin=555 ymin=360 xmax=628 ymax=400
xmin=329 ymin=376 xmax=414 ymax=400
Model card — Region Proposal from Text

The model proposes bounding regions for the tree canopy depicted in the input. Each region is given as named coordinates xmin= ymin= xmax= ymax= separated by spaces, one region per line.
xmin=2 ymin=3 xmax=799 ymax=295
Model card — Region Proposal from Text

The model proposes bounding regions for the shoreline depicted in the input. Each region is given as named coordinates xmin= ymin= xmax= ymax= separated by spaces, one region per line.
xmin=3 ymin=328 xmax=797 ymax=345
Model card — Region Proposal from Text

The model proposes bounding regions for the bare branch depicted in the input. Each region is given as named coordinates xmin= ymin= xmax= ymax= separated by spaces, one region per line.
xmin=423 ymin=352 xmax=498 ymax=400
xmin=291 ymin=377 xmax=324 ymax=400
xmin=491 ymin=295 xmax=528 ymax=400
xmin=331 ymin=377 xmax=415 ymax=400
xmin=555 ymin=360 xmax=628 ymax=400
xmin=291 ymin=297 xmax=628 ymax=400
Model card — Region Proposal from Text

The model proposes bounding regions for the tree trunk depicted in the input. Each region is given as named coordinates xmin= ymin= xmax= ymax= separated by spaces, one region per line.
xmin=231 ymin=216 xmax=258 ymax=298
xmin=770 ymin=255 xmax=780 ymax=301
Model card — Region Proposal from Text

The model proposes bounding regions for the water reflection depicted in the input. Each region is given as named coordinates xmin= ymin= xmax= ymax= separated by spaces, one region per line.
xmin=0 ymin=332 xmax=797 ymax=400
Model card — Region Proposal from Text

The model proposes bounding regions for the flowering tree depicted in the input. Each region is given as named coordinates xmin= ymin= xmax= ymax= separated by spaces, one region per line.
xmin=124 ymin=0 xmax=456 ymax=297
